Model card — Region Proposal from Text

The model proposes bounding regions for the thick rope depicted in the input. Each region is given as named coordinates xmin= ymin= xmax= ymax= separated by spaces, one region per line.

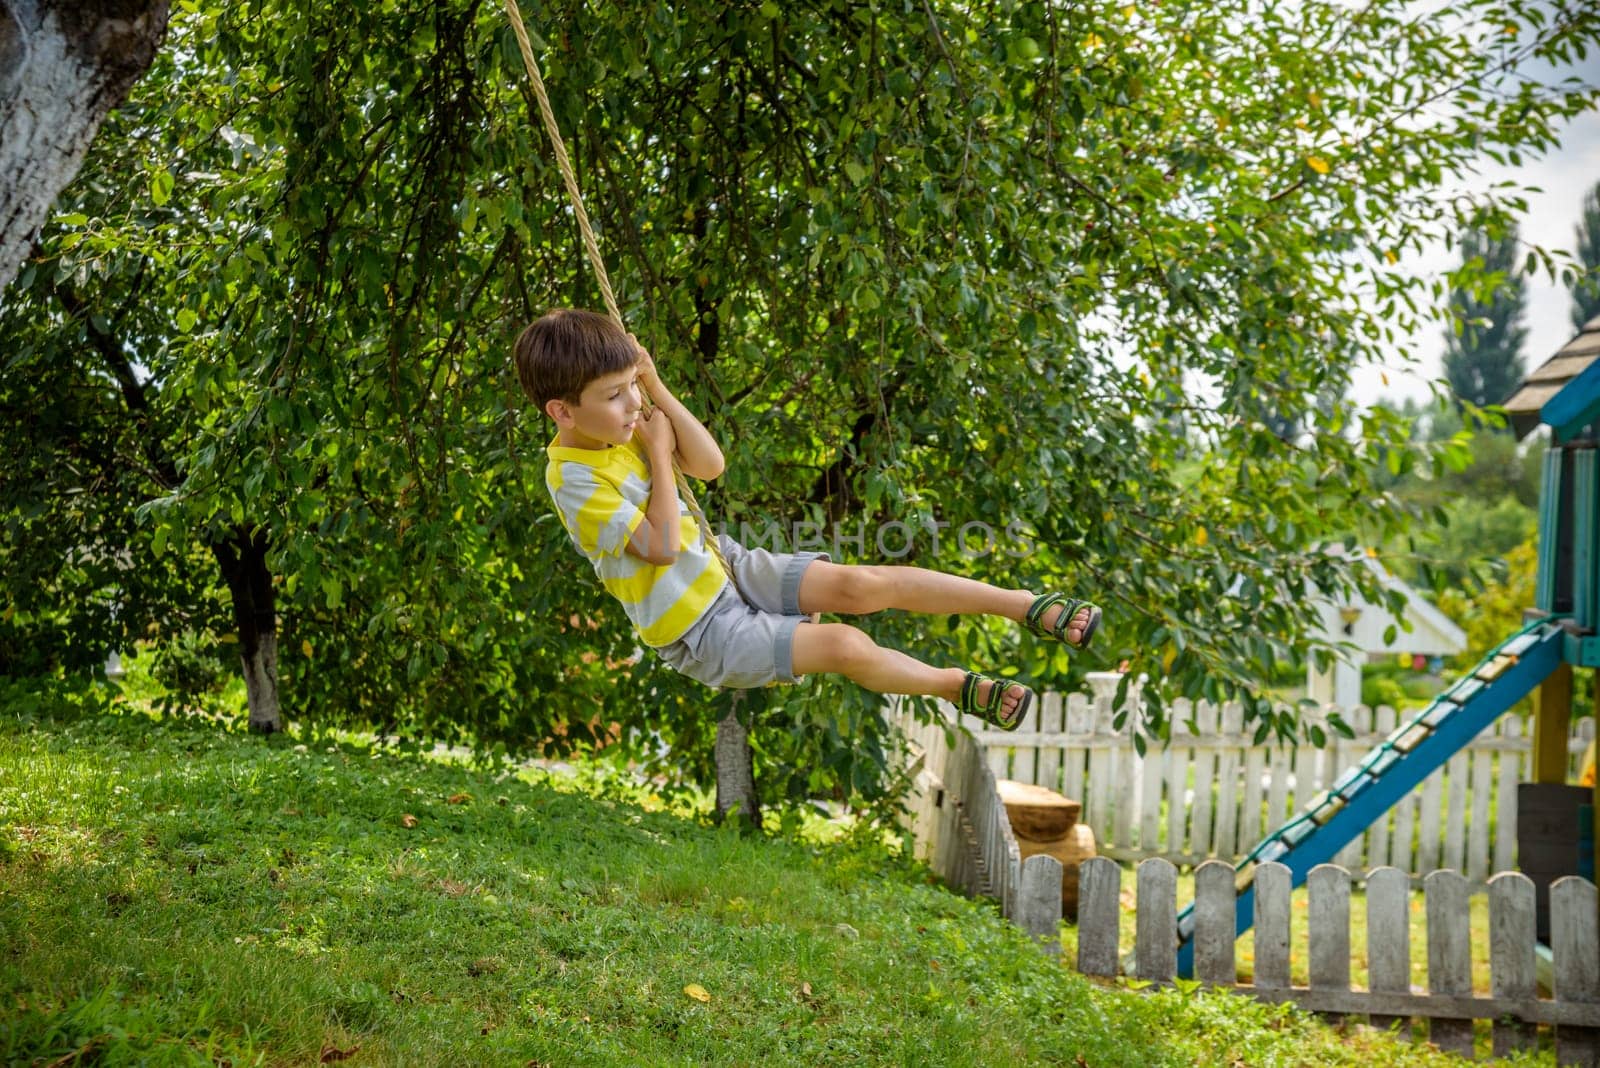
xmin=501 ymin=0 xmax=622 ymax=330
xmin=502 ymin=0 xmax=742 ymax=603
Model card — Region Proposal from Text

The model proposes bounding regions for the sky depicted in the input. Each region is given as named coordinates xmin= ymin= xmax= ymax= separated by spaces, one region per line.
xmin=1348 ymin=48 xmax=1600 ymax=409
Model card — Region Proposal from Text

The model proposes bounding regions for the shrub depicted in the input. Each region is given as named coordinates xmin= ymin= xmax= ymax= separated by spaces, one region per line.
xmin=149 ymin=631 xmax=229 ymax=704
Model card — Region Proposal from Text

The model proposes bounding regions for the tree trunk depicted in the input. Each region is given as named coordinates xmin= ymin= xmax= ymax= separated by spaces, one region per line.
xmin=212 ymin=526 xmax=281 ymax=733
xmin=714 ymin=691 xmax=761 ymax=829
xmin=0 ymin=0 xmax=169 ymax=293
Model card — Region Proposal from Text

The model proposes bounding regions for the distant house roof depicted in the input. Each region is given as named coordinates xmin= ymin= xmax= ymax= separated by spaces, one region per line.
xmin=1504 ymin=313 xmax=1600 ymax=440
xmin=1314 ymin=553 xmax=1467 ymax=656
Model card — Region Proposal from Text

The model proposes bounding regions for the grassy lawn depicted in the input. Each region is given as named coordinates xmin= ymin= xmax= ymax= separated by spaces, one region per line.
xmin=0 ymin=681 xmax=1555 ymax=1066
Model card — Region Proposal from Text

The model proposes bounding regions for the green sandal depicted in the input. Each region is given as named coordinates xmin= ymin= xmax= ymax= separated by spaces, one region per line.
xmin=959 ymin=671 xmax=1033 ymax=732
xmin=1024 ymin=592 xmax=1102 ymax=650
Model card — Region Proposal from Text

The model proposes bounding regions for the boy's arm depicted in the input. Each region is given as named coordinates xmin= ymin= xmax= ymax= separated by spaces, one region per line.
xmin=632 ymin=338 xmax=725 ymax=482
xmin=625 ymin=408 xmax=684 ymax=565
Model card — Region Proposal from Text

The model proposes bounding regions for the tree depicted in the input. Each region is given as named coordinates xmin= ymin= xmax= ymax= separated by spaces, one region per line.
xmin=0 ymin=0 xmax=169 ymax=293
xmin=1572 ymin=180 xmax=1600 ymax=331
xmin=1443 ymin=223 xmax=1528 ymax=412
xmin=4 ymin=0 xmax=1598 ymax=807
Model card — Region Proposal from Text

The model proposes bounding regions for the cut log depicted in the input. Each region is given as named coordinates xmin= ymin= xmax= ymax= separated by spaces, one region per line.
xmin=997 ymin=778 xmax=1081 ymax=840
xmin=999 ymin=779 xmax=1097 ymax=918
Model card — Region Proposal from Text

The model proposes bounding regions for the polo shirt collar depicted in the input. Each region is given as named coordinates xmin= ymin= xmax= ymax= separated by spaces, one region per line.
xmin=547 ymin=437 xmax=646 ymax=470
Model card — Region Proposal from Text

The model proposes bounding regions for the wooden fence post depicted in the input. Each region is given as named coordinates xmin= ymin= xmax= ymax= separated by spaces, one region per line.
xmin=1367 ymin=866 xmax=1411 ymax=1037
xmin=1018 ymin=854 xmax=1063 ymax=957
xmin=1086 ymin=673 xmax=1117 ymax=846
xmin=1077 ymin=856 xmax=1121 ymax=978
xmin=1037 ymin=692 xmax=1064 ymax=794
xmin=1194 ymin=859 xmax=1236 ymax=986
xmin=1135 ymin=857 xmax=1178 ymax=982
xmin=1254 ymin=861 xmax=1292 ymax=990
xmin=1166 ymin=703 xmax=1192 ymax=860
xmin=1489 ymin=870 xmax=1538 ymax=1057
xmin=1425 ymin=869 xmax=1474 ymax=1057
xmin=1551 ymin=875 xmax=1600 ymax=1067
xmin=1308 ymin=864 xmax=1351 ymax=1020
xmin=1138 ymin=710 xmax=1166 ymax=853
xmin=1212 ymin=701 xmax=1244 ymax=860
xmin=1063 ymin=692 xmax=1090 ymax=808
xmin=1370 ymin=707 xmax=1398 ymax=867
xmin=1189 ymin=700 xmax=1219 ymax=861
xmin=1468 ymin=733 xmax=1495 ymax=882
xmin=1266 ymin=732 xmax=1292 ymax=857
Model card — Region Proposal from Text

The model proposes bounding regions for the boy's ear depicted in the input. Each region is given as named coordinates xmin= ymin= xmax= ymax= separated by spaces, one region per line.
xmin=544 ymin=397 xmax=575 ymax=426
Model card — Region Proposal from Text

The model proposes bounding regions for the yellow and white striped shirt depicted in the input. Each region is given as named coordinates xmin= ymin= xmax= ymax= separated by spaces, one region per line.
xmin=545 ymin=437 xmax=727 ymax=647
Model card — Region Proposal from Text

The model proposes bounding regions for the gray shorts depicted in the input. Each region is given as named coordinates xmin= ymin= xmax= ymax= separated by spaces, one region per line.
xmin=655 ymin=535 xmax=828 ymax=689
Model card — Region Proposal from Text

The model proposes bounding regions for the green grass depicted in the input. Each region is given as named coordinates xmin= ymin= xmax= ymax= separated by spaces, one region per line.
xmin=0 ymin=686 xmax=1551 ymax=1067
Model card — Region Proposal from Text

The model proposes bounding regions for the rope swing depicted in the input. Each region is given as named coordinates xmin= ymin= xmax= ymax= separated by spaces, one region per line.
xmin=501 ymin=0 xmax=757 ymax=613
xmin=501 ymin=0 xmax=623 ymax=330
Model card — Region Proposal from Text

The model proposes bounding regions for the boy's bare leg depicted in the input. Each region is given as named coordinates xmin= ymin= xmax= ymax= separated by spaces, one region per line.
xmin=789 ymin=622 xmax=1028 ymax=718
xmin=795 ymin=562 xmax=1094 ymax=642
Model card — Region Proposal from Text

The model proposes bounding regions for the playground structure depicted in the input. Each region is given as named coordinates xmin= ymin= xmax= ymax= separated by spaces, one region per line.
xmin=1175 ymin=316 xmax=1600 ymax=976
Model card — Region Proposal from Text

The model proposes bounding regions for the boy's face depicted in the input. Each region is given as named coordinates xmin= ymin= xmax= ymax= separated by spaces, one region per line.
xmin=549 ymin=366 xmax=644 ymax=448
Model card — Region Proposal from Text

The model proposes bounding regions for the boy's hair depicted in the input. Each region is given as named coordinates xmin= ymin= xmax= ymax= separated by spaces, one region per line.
xmin=513 ymin=308 xmax=637 ymax=411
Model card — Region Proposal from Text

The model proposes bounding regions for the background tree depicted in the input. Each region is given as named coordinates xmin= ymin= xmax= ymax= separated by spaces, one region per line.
xmin=0 ymin=0 xmax=169 ymax=292
xmin=1442 ymin=222 xmax=1528 ymax=413
xmin=3 ymin=0 xmax=1597 ymax=812
xmin=1572 ymin=180 xmax=1600 ymax=330
xmin=1375 ymin=394 xmax=1541 ymax=597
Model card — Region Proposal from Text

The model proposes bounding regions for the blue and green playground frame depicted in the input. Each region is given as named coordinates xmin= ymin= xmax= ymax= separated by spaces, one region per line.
xmin=1175 ymin=346 xmax=1600 ymax=978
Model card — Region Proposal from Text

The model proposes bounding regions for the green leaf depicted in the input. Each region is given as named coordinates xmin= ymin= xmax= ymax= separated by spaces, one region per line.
xmin=150 ymin=169 xmax=174 ymax=206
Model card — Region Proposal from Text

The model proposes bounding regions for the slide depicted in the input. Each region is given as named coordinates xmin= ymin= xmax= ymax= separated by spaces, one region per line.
xmin=1175 ymin=616 xmax=1569 ymax=977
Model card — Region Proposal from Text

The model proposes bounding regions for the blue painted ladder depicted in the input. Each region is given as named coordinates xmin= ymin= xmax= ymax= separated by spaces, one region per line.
xmin=1174 ymin=617 xmax=1569 ymax=978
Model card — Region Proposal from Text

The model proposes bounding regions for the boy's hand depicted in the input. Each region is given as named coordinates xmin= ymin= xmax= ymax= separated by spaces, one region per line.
xmin=633 ymin=405 xmax=676 ymax=458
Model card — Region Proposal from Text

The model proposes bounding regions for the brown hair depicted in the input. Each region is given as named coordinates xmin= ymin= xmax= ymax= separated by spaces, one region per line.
xmin=513 ymin=308 xmax=637 ymax=412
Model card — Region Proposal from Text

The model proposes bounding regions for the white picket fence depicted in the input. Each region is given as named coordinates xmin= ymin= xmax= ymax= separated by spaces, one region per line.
xmin=891 ymin=700 xmax=1600 ymax=1063
xmin=973 ymin=673 xmax=1596 ymax=882
xmin=1079 ymin=857 xmax=1600 ymax=1064
xmin=893 ymin=697 xmax=1023 ymax=915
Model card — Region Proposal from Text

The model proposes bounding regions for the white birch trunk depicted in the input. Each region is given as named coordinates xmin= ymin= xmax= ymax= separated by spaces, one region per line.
xmin=714 ymin=692 xmax=761 ymax=828
xmin=0 ymin=0 xmax=169 ymax=293
xmin=240 ymin=628 xmax=280 ymax=734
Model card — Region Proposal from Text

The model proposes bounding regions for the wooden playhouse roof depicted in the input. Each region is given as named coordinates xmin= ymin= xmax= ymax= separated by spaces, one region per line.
xmin=1504 ymin=313 xmax=1600 ymax=440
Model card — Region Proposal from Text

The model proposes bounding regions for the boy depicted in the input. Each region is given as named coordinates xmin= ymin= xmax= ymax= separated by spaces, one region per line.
xmin=514 ymin=308 xmax=1101 ymax=730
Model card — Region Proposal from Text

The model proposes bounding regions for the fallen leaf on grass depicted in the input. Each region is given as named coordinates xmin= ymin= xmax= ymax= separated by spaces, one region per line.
xmin=684 ymin=983 xmax=711 ymax=1003
xmin=401 ymin=813 xmax=418 ymax=828
xmin=447 ymin=793 xmax=472 ymax=805
xmin=319 ymin=1044 xmax=359 ymax=1063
